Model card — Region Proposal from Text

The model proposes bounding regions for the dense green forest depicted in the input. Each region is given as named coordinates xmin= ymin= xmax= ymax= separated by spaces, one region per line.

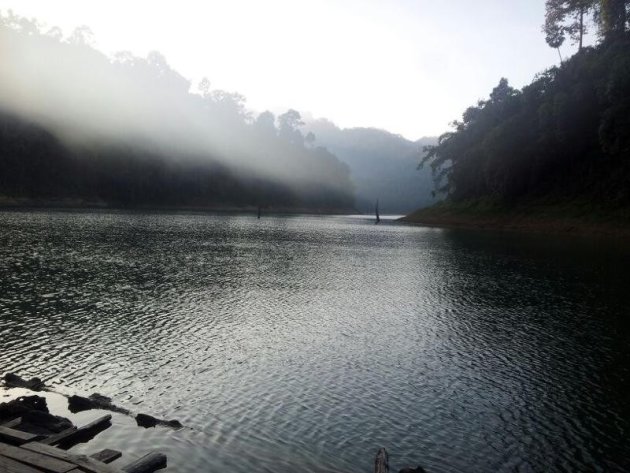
xmin=420 ymin=0 xmax=630 ymax=209
xmin=303 ymin=119 xmax=436 ymax=214
xmin=0 ymin=11 xmax=354 ymax=211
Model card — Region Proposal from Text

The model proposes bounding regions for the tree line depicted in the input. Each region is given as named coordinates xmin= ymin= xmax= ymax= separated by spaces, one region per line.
xmin=0 ymin=11 xmax=355 ymax=211
xmin=421 ymin=0 xmax=630 ymax=206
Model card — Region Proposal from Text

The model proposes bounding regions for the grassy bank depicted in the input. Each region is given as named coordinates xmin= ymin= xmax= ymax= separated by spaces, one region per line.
xmin=400 ymin=198 xmax=630 ymax=237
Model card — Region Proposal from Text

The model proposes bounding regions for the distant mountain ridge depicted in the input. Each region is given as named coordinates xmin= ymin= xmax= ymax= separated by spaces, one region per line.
xmin=304 ymin=118 xmax=437 ymax=214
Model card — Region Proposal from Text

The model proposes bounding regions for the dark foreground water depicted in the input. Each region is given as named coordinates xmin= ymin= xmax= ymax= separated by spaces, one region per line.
xmin=1 ymin=210 xmax=630 ymax=473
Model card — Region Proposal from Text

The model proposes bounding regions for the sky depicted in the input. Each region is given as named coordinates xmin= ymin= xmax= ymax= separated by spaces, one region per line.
xmin=0 ymin=0 xmax=590 ymax=140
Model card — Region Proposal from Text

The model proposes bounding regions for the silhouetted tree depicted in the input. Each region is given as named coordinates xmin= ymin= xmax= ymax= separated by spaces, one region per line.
xmin=421 ymin=36 xmax=630 ymax=206
xmin=544 ymin=0 xmax=597 ymax=52
xmin=278 ymin=109 xmax=305 ymax=145
xmin=255 ymin=111 xmax=277 ymax=135
xmin=198 ymin=77 xmax=211 ymax=97
xmin=67 ymin=26 xmax=95 ymax=46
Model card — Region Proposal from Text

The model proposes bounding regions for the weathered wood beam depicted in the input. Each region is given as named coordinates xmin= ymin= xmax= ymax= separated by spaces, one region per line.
xmin=40 ymin=414 xmax=111 ymax=449
xmin=1 ymin=418 xmax=22 ymax=428
xmin=122 ymin=452 xmax=167 ymax=473
xmin=0 ymin=455 xmax=44 ymax=473
xmin=21 ymin=442 xmax=119 ymax=473
xmin=90 ymin=449 xmax=122 ymax=464
xmin=0 ymin=442 xmax=76 ymax=472
xmin=0 ymin=426 xmax=43 ymax=445
xmin=38 ymin=427 xmax=77 ymax=446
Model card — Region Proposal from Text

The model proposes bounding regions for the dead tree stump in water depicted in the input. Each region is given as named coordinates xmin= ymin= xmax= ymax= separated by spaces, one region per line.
xmin=375 ymin=447 xmax=389 ymax=473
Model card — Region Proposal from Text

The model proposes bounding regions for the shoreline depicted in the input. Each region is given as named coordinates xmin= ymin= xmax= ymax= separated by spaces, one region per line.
xmin=0 ymin=196 xmax=356 ymax=216
xmin=400 ymin=201 xmax=630 ymax=238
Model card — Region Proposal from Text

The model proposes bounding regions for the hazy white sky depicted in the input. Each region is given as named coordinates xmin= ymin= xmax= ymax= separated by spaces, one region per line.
xmin=0 ymin=0 xmax=588 ymax=140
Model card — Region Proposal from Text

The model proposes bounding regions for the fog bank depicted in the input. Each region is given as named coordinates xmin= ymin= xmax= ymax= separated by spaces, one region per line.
xmin=0 ymin=13 xmax=352 ymax=201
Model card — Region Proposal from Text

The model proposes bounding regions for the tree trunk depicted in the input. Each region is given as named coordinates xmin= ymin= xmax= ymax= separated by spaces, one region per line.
xmin=578 ymin=7 xmax=584 ymax=52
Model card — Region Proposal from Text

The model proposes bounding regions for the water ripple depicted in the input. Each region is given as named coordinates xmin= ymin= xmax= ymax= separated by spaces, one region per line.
xmin=1 ymin=211 xmax=629 ymax=472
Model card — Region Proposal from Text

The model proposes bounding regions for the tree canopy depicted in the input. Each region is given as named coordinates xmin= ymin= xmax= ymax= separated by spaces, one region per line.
xmin=544 ymin=0 xmax=629 ymax=52
xmin=421 ymin=31 xmax=630 ymax=206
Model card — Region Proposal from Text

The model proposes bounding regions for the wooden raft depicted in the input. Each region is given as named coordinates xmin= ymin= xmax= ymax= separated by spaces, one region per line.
xmin=0 ymin=416 xmax=166 ymax=473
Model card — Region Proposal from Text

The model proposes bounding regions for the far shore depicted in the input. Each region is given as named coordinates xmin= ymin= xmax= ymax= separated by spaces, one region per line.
xmin=0 ymin=196 xmax=356 ymax=216
xmin=400 ymin=200 xmax=630 ymax=238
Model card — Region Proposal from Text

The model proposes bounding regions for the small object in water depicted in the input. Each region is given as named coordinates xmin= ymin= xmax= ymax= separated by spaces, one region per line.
xmin=68 ymin=393 xmax=131 ymax=415
xmin=4 ymin=373 xmax=45 ymax=391
xmin=136 ymin=413 xmax=182 ymax=429
xmin=68 ymin=394 xmax=95 ymax=413
xmin=136 ymin=413 xmax=158 ymax=428
xmin=375 ymin=199 xmax=381 ymax=224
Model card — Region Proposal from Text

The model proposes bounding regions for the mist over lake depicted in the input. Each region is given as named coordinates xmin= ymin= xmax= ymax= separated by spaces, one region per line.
xmin=1 ymin=210 xmax=629 ymax=472
xmin=1 ymin=1 xmax=630 ymax=471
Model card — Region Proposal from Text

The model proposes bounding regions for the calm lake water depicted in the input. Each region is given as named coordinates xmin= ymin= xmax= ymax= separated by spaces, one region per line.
xmin=1 ymin=210 xmax=630 ymax=472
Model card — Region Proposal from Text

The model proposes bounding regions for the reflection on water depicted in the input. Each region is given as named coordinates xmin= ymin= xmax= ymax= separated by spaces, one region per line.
xmin=1 ymin=210 xmax=629 ymax=472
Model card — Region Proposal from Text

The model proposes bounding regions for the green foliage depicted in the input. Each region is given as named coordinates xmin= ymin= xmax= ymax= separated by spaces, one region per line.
xmin=421 ymin=35 xmax=630 ymax=206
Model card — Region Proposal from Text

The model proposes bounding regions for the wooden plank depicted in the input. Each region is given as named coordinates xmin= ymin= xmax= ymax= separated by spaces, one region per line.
xmin=0 ymin=426 xmax=43 ymax=445
xmin=0 ymin=455 xmax=44 ymax=473
xmin=90 ymin=449 xmax=122 ymax=464
xmin=2 ymin=418 xmax=22 ymax=428
xmin=41 ymin=414 xmax=111 ymax=449
xmin=121 ymin=452 xmax=167 ymax=473
xmin=0 ymin=443 xmax=76 ymax=473
xmin=375 ymin=447 xmax=389 ymax=473
xmin=39 ymin=428 xmax=77 ymax=446
xmin=21 ymin=442 xmax=119 ymax=473
xmin=76 ymin=414 xmax=112 ymax=432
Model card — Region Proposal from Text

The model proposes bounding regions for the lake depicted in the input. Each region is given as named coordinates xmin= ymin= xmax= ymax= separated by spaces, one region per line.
xmin=1 ymin=210 xmax=629 ymax=472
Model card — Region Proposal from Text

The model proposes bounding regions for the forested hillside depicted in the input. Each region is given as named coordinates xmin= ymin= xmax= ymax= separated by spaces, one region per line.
xmin=304 ymin=119 xmax=436 ymax=214
xmin=417 ymin=0 xmax=630 ymax=214
xmin=0 ymin=12 xmax=354 ymax=211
